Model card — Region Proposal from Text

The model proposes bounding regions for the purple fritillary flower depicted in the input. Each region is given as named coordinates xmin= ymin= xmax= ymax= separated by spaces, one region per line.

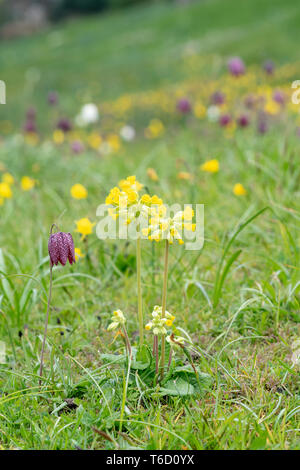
xmin=273 ymin=90 xmax=285 ymax=105
xmin=23 ymin=119 xmax=37 ymax=133
xmin=177 ymin=98 xmax=191 ymax=114
xmin=48 ymin=232 xmax=75 ymax=267
xmin=228 ymin=57 xmax=245 ymax=76
xmin=237 ymin=114 xmax=250 ymax=127
xmin=210 ymin=91 xmax=225 ymax=106
xmin=257 ymin=119 xmax=268 ymax=134
xmin=263 ymin=60 xmax=275 ymax=75
xmin=71 ymin=140 xmax=84 ymax=154
xmin=219 ymin=114 xmax=231 ymax=127
xmin=48 ymin=91 xmax=58 ymax=106
xmin=56 ymin=118 xmax=72 ymax=133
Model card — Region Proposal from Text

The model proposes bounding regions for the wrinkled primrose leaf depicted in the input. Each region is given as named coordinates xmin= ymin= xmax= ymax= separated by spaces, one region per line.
xmin=160 ymin=365 xmax=212 ymax=397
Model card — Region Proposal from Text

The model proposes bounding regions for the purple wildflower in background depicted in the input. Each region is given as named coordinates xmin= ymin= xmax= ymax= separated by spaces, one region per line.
xmin=219 ymin=114 xmax=231 ymax=127
xmin=263 ymin=60 xmax=275 ymax=75
xmin=228 ymin=57 xmax=245 ymax=76
xmin=48 ymin=91 xmax=58 ymax=106
xmin=48 ymin=231 xmax=76 ymax=266
xmin=56 ymin=118 xmax=72 ymax=133
xmin=23 ymin=119 xmax=37 ymax=133
xmin=177 ymin=98 xmax=191 ymax=114
xmin=210 ymin=91 xmax=225 ymax=106
xmin=237 ymin=114 xmax=250 ymax=128
xmin=257 ymin=118 xmax=268 ymax=134
xmin=71 ymin=140 xmax=84 ymax=154
xmin=40 ymin=225 xmax=75 ymax=384
xmin=273 ymin=90 xmax=285 ymax=105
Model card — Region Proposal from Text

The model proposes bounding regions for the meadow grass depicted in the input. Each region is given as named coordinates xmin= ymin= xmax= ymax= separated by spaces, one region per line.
xmin=0 ymin=0 xmax=299 ymax=450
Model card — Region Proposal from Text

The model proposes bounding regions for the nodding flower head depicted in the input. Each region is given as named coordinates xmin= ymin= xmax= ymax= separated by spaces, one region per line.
xmin=48 ymin=228 xmax=76 ymax=267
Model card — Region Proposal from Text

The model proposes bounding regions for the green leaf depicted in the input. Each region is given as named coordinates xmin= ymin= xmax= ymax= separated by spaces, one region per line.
xmin=131 ymin=345 xmax=152 ymax=370
xmin=160 ymin=377 xmax=195 ymax=396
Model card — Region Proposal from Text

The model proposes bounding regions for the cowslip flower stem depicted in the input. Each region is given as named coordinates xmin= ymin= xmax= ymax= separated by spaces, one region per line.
xmin=167 ymin=347 xmax=173 ymax=372
xmin=136 ymin=237 xmax=143 ymax=345
xmin=39 ymin=263 xmax=53 ymax=385
xmin=160 ymin=240 xmax=169 ymax=379
xmin=122 ymin=325 xmax=132 ymax=359
xmin=155 ymin=335 xmax=159 ymax=374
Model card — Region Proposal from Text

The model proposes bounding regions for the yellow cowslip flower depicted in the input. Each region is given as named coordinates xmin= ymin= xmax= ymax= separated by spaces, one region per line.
xmin=21 ymin=176 xmax=35 ymax=191
xmin=147 ymin=168 xmax=159 ymax=181
xmin=233 ymin=183 xmax=247 ymax=196
xmin=177 ymin=172 xmax=192 ymax=181
xmin=75 ymin=247 xmax=85 ymax=261
xmin=107 ymin=309 xmax=126 ymax=331
xmin=146 ymin=205 xmax=194 ymax=245
xmin=194 ymin=102 xmax=206 ymax=118
xmin=75 ymin=217 xmax=95 ymax=240
xmin=264 ymin=100 xmax=280 ymax=115
xmin=87 ymin=132 xmax=102 ymax=150
xmin=119 ymin=175 xmax=143 ymax=193
xmin=145 ymin=306 xmax=175 ymax=336
xmin=70 ymin=183 xmax=88 ymax=200
xmin=2 ymin=173 xmax=14 ymax=185
xmin=53 ymin=129 xmax=64 ymax=144
xmin=0 ymin=182 xmax=12 ymax=199
xmin=200 ymin=159 xmax=219 ymax=173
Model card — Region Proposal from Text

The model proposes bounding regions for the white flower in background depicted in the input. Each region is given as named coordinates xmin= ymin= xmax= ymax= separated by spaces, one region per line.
xmin=75 ymin=103 xmax=99 ymax=126
xmin=206 ymin=105 xmax=220 ymax=122
xmin=120 ymin=125 xmax=136 ymax=142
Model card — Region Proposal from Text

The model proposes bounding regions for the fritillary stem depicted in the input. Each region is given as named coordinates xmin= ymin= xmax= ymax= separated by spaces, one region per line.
xmin=136 ymin=237 xmax=143 ymax=345
xmin=39 ymin=224 xmax=58 ymax=386
xmin=39 ymin=263 xmax=53 ymax=385
xmin=160 ymin=239 xmax=169 ymax=379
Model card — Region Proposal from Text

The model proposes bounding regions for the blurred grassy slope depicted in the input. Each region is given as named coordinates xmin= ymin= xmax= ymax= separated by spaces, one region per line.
xmin=1 ymin=0 xmax=300 ymax=122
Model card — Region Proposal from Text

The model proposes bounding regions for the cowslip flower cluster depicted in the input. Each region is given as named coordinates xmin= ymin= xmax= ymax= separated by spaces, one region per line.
xmin=145 ymin=305 xmax=175 ymax=336
xmin=107 ymin=309 xmax=126 ymax=331
xmin=143 ymin=205 xmax=195 ymax=244
xmin=105 ymin=175 xmax=163 ymax=225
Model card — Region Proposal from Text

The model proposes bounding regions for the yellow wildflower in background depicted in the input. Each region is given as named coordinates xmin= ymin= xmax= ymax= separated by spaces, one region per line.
xmin=0 ymin=182 xmax=12 ymax=198
xmin=0 ymin=197 xmax=4 ymax=206
xmin=87 ymin=132 xmax=102 ymax=150
xmin=53 ymin=129 xmax=64 ymax=144
xmin=107 ymin=134 xmax=121 ymax=152
xmin=75 ymin=218 xmax=95 ymax=240
xmin=177 ymin=172 xmax=192 ymax=181
xmin=70 ymin=183 xmax=88 ymax=199
xmin=200 ymin=159 xmax=219 ymax=173
xmin=233 ymin=183 xmax=247 ymax=196
xmin=147 ymin=168 xmax=159 ymax=181
xmin=21 ymin=176 xmax=35 ymax=191
xmin=75 ymin=247 xmax=85 ymax=261
xmin=194 ymin=102 xmax=206 ymax=118
xmin=2 ymin=173 xmax=14 ymax=185
xmin=145 ymin=119 xmax=165 ymax=139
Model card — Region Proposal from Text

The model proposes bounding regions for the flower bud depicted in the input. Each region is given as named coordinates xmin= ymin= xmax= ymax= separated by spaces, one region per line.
xmin=48 ymin=232 xmax=76 ymax=267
